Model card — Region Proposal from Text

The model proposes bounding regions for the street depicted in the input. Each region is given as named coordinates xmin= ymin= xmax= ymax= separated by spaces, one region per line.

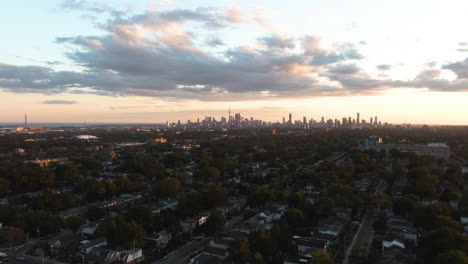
xmin=153 ymin=214 xmax=246 ymax=264
xmin=342 ymin=178 xmax=386 ymax=264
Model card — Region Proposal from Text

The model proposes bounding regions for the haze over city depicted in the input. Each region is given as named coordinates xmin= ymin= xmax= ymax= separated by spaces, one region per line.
xmin=1 ymin=0 xmax=468 ymax=124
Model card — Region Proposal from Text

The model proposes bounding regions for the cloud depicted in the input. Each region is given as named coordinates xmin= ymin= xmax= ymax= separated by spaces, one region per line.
xmin=443 ymin=58 xmax=468 ymax=79
xmin=225 ymin=5 xmax=247 ymax=23
xmin=377 ymin=64 xmax=392 ymax=70
xmin=206 ymin=37 xmax=225 ymax=47
xmin=259 ymin=35 xmax=294 ymax=49
xmin=42 ymin=100 xmax=78 ymax=104
xmin=2 ymin=5 xmax=468 ymax=101
xmin=456 ymin=42 xmax=468 ymax=52
xmin=252 ymin=7 xmax=281 ymax=33
xmin=329 ymin=63 xmax=361 ymax=75
xmin=60 ymin=0 xmax=126 ymax=17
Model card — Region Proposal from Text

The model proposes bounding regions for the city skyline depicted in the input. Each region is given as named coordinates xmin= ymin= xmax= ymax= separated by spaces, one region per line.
xmin=1 ymin=0 xmax=468 ymax=124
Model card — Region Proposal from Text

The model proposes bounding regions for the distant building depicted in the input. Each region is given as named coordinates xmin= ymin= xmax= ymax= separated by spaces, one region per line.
xmin=23 ymin=157 xmax=69 ymax=167
xmin=0 ymin=226 xmax=24 ymax=244
xmin=364 ymin=136 xmax=383 ymax=149
xmin=75 ymin=135 xmax=99 ymax=140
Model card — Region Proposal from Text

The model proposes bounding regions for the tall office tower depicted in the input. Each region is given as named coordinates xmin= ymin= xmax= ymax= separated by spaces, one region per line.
xmin=197 ymin=118 xmax=200 ymax=123
xmin=283 ymin=117 xmax=285 ymax=124
xmin=228 ymin=106 xmax=231 ymax=120
xmin=177 ymin=120 xmax=181 ymax=126
xmin=357 ymin=113 xmax=360 ymax=124
xmin=24 ymin=113 xmax=27 ymax=128
xmin=235 ymin=113 xmax=241 ymax=122
xmin=375 ymin=116 xmax=378 ymax=126
xmin=348 ymin=117 xmax=352 ymax=124
xmin=370 ymin=117 xmax=373 ymax=125
xmin=289 ymin=113 xmax=292 ymax=124
xmin=321 ymin=117 xmax=324 ymax=123
xmin=303 ymin=116 xmax=306 ymax=124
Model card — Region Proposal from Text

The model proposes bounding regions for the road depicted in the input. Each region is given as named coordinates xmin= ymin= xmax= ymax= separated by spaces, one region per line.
xmin=342 ymin=178 xmax=386 ymax=264
xmin=153 ymin=214 xmax=246 ymax=264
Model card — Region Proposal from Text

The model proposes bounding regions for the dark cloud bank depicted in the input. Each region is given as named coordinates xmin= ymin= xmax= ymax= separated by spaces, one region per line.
xmin=1 ymin=1 xmax=468 ymax=101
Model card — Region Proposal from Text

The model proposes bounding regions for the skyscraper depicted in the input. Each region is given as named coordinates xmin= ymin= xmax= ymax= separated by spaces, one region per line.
xmin=357 ymin=113 xmax=360 ymax=124
xmin=289 ymin=113 xmax=292 ymax=124
xmin=24 ymin=113 xmax=27 ymax=128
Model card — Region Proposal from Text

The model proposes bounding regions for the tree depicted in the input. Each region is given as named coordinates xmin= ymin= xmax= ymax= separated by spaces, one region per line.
xmin=229 ymin=237 xmax=252 ymax=263
xmin=55 ymin=163 xmax=80 ymax=185
xmin=284 ymin=208 xmax=305 ymax=228
xmin=177 ymin=172 xmax=190 ymax=185
xmin=418 ymin=227 xmax=468 ymax=264
xmin=126 ymin=206 xmax=162 ymax=233
xmin=207 ymin=167 xmax=221 ymax=180
xmin=15 ymin=210 xmax=63 ymax=236
xmin=249 ymin=188 xmax=274 ymax=208
xmin=434 ymin=215 xmax=461 ymax=230
xmin=200 ymin=184 xmax=228 ymax=209
xmin=310 ymin=251 xmax=334 ymax=264
xmin=178 ymin=191 xmax=203 ymax=217
xmin=75 ymin=179 xmax=106 ymax=202
xmin=288 ymin=192 xmax=306 ymax=208
xmin=82 ymin=156 xmax=103 ymax=171
xmin=249 ymin=231 xmax=277 ymax=260
xmin=155 ymin=178 xmax=181 ymax=198
xmin=206 ymin=210 xmax=225 ymax=235
xmin=65 ymin=216 xmax=87 ymax=232
xmin=372 ymin=215 xmax=387 ymax=235
xmin=87 ymin=206 xmax=106 ymax=221
xmin=0 ymin=178 xmax=11 ymax=193
xmin=96 ymin=215 xmax=146 ymax=249
xmin=436 ymin=250 xmax=468 ymax=264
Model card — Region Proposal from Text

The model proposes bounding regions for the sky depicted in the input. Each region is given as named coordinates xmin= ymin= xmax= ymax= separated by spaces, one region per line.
xmin=1 ymin=0 xmax=468 ymax=125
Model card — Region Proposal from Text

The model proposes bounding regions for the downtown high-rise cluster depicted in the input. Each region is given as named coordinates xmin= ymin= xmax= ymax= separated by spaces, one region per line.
xmin=166 ymin=112 xmax=385 ymax=130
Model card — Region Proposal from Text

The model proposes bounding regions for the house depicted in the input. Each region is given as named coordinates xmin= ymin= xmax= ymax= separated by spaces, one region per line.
xmin=283 ymin=256 xmax=312 ymax=264
xmin=198 ymin=212 xmax=210 ymax=226
xmin=209 ymin=237 xmax=231 ymax=250
xmin=382 ymin=233 xmax=406 ymax=250
xmin=318 ymin=218 xmax=345 ymax=237
xmin=386 ymin=217 xmax=418 ymax=246
xmin=202 ymin=246 xmax=229 ymax=259
xmin=78 ymin=237 xmax=107 ymax=256
xmin=152 ymin=199 xmax=179 ymax=214
xmin=181 ymin=218 xmax=198 ymax=233
xmin=104 ymin=250 xmax=122 ymax=263
xmin=47 ymin=230 xmax=81 ymax=255
xmin=118 ymin=248 xmax=144 ymax=264
xmin=0 ymin=226 xmax=24 ymax=244
xmin=23 ymin=157 xmax=69 ymax=167
xmin=80 ymin=222 xmax=100 ymax=236
xmin=461 ymin=216 xmax=468 ymax=232
xmin=293 ymin=237 xmax=329 ymax=257
xmin=57 ymin=206 xmax=88 ymax=219
xmin=381 ymin=244 xmax=416 ymax=264
xmin=146 ymin=230 xmax=171 ymax=249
